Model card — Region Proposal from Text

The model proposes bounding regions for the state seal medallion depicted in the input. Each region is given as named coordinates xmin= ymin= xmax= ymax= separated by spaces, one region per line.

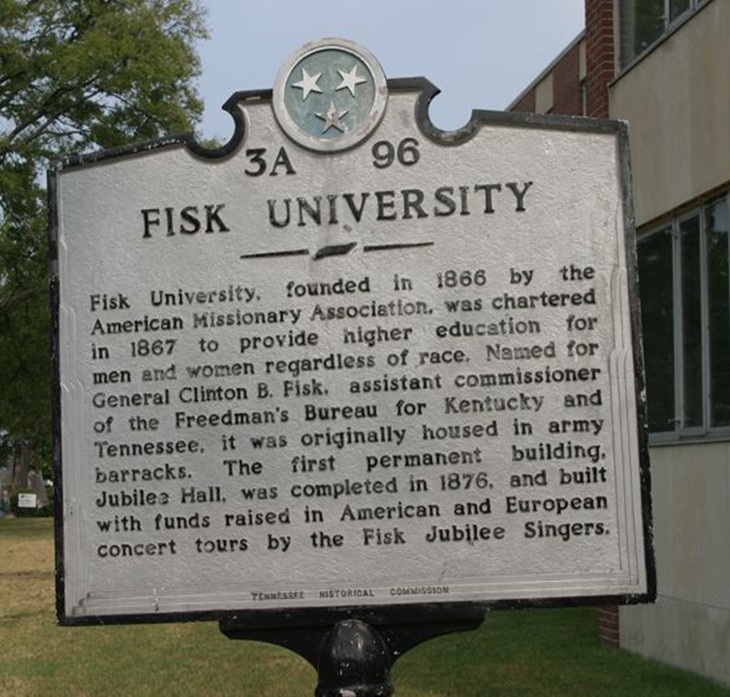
xmin=273 ymin=38 xmax=387 ymax=153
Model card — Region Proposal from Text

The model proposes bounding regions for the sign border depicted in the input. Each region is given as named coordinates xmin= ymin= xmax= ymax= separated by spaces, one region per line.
xmin=49 ymin=76 xmax=655 ymax=627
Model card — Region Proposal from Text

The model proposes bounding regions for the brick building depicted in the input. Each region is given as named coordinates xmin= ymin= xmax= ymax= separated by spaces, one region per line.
xmin=508 ymin=0 xmax=730 ymax=686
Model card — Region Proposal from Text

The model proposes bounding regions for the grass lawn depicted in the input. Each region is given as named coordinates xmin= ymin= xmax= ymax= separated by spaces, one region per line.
xmin=2 ymin=517 xmax=729 ymax=696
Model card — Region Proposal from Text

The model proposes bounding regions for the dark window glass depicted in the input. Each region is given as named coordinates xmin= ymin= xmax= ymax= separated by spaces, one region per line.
xmin=639 ymin=195 xmax=730 ymax=438
xmin=707 ymin=200 xmax=730 ymax=427
xmin=669 ymin=0 xmax=691 ymax=22
xmin=634 ymin=0 xmax=666 ymax=52
xmin=638 ymin=229 xmax=675 ymax=431
xmin=680 ymin=215 xmax=703 ymax=428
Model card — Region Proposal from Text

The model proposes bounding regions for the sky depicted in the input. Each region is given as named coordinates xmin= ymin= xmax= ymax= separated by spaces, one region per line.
xmin=195 ymin=0 xmax=585 ymax=141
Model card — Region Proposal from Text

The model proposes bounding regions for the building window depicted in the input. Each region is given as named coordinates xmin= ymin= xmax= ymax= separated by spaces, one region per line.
xmin=619 ymin=0 xmax=709 ymax=69
xmin=638 ymin=194 xmax=730 ymax=438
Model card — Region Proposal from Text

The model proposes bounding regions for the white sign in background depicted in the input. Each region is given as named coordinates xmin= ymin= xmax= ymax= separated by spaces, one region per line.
xmin=54 ymin=59 xmax=650 ymax=620
xmin=18 ymin=493 xmax=37 ymax=509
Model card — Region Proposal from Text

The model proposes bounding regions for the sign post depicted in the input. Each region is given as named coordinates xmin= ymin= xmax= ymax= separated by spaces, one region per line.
xmin=51 ymin=38 xmax=654 ymax=694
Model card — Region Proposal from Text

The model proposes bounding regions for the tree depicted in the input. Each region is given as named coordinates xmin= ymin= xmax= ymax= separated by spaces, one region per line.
xmin=0 ymin=0 xmax=208 ymax=480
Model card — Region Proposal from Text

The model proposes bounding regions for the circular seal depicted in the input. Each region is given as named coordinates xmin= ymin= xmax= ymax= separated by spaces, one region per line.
xmin=273 ymin=38 xmax=387 ymax=153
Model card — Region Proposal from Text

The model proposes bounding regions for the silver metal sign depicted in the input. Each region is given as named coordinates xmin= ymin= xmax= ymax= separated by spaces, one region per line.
xmin=51 ymin=38 xmax=654 ymax=624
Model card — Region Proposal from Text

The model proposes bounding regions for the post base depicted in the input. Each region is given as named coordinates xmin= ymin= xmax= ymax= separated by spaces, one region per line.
xmin=220 ymin=604 xmax=485 ymax=696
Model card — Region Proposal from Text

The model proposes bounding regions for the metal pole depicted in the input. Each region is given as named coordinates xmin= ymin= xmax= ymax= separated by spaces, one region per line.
xmin=315 ymin=620 xmax=392 ymax=697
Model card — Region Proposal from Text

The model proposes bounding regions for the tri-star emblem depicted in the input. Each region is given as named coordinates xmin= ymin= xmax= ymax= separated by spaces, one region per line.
xmin=273 ymin=38 xmax=387 ymax=152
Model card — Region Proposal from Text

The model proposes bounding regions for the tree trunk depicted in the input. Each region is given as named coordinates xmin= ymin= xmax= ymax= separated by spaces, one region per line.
xmin=12 ymin=441 xmax=31 ymax=490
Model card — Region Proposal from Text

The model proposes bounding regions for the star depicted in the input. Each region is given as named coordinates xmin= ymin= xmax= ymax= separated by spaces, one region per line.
xmin=291 ymin=67 xmax=322 ymax=100
xmin=315 ymin=101 xmax=349 ymax=133
xmin=335 ymin=65 xmax=368 ymax=96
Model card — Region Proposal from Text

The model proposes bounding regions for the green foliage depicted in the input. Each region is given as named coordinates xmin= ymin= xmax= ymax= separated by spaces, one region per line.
xmin=0 ymin=0 xmax=208 ymax=159
xmin=0 ymin=0 xmax=209 ymax=452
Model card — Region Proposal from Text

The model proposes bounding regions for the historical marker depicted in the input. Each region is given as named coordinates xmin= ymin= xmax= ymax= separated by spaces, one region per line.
xmin=51 ymin=38 xmax=654 ymax=625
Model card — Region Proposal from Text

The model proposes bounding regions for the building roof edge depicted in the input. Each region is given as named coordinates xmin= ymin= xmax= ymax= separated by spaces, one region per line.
xmin=505 ymin=30 xmax=586 ymax=111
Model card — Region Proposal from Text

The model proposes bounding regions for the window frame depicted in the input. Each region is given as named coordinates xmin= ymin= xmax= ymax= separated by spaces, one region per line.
xmin=618 ymin=0 xmax=713 ymax=72
xmin=639 ymin=191 xmax=730 ymax=445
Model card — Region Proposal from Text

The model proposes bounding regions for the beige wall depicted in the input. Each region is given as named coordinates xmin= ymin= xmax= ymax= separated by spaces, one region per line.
xmin=535 ymin=74 xmax=554 ymax=113
xmin=620 ymin=442 xmax=730 ymax=686
xmin=613 ymin=3 xmax=730 ymax=686
xmin=610 ymin=0 xmax=730 ymax=226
